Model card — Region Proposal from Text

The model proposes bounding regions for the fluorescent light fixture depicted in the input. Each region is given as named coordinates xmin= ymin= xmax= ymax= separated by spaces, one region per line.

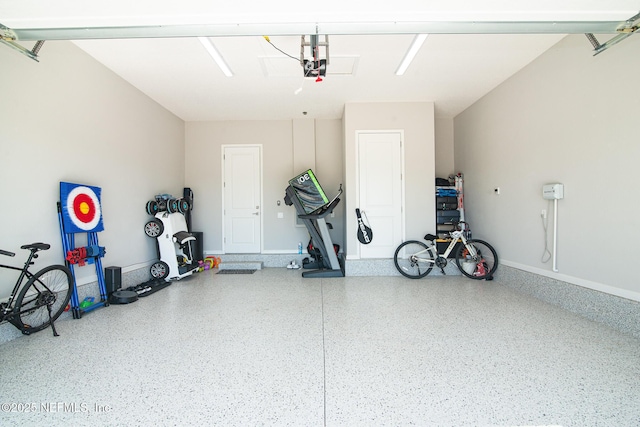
xmin=198 ymin=36 xmax=233 ymax=77
xmin=395 ymin=34 xmax=428 ymax=76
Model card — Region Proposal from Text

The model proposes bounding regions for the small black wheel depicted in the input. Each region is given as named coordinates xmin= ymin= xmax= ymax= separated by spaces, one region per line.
xmin=144 ymin=219 xmax=164 ymax=237
xmin=177 ymin=198 xmax=190 ymax=214
xmin=14 ymin=265 xmax=73 ymax=334
xmin=146 ymin=200 xmax=159 ymax=216
xmin=150 ymin=261 xmax=170 ymax=280
xmin=393 ymin=240 xmax=436 ymax=279
xmin=167 ymin=198 xmax=179 ymax=213
xmin=454 ymin=239 xmax=499 ymax=280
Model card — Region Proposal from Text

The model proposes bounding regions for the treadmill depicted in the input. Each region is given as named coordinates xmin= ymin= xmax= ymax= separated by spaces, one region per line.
xmin=284 ymin=170 xmax=344 ymax=278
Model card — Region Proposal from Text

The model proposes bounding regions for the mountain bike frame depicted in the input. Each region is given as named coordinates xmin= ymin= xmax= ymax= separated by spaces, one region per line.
xmin=0 ymin=244 xmax=64 ymax=336
xmin=434 ymin=228 xmax=477 ymax=260
xmin=1 ymin=247 xmax=39 ymax=317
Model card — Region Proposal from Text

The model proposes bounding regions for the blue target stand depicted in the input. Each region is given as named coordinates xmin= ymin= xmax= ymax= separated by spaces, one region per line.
xmin=57 ymin=182 xmax=109 ymax=319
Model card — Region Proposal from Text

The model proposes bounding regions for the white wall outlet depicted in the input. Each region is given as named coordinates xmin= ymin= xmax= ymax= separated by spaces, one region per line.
xmin=277 ymin=212 xmax=284 ymax=219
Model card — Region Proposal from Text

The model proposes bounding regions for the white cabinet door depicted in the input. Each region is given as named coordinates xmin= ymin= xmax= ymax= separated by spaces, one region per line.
xmin=358 ymin=132 xmax=403 ymax=259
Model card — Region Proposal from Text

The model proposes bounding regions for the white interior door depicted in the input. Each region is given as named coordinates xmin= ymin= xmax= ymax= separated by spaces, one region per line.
xmin=358 ymin=132 xmax=403 ymax=259
xmin=223 ymin=145 xmax=261 ymax=253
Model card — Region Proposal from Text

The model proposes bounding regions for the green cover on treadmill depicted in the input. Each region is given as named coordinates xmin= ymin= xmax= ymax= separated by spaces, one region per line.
xmin=288 ymin=169 xmax=329 ymax=214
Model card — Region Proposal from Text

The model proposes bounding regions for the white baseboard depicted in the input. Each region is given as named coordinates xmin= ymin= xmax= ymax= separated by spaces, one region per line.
xmin=72 ymin=260 xmax=154 ymax=287
xmin=502 ymin=259 xmax=640 ymax=302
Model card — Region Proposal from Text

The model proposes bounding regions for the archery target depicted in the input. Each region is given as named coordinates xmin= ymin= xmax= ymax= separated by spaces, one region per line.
xmin=60 ymin=182 xmax=104 ymax=233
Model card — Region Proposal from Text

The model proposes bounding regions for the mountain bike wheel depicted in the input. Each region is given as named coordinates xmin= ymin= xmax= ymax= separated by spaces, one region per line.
xmin=393 ymin=240 xmax=436 ymax=279
xmin=454 ymin=239 xmax=498 ymax=280
xmin=14 ymin=265 xmax=73 ymax=334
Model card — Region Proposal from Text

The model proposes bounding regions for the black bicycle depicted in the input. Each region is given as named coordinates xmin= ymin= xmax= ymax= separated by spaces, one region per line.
xmin=0 ymin=243 xmax=73 ymax=336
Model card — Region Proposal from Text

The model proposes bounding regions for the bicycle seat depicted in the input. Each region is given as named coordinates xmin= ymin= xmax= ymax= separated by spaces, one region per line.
xmin=21 ymin=243 xmax=51 ymax=251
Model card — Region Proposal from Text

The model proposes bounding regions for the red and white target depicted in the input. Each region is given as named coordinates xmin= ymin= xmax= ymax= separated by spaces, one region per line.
xmin=60 ymin=182 xmax=104 ymax=233
xmin=66 ymin=186 xmax=101 ymax=231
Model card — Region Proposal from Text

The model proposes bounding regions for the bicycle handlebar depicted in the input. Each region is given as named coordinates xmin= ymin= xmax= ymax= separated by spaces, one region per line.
xmin=0 ymin=249 xmax=15 ymax=257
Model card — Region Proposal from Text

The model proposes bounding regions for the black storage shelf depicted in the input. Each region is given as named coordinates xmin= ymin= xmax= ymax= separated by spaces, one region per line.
xmin=435 ymin=177 xmax=463 ymax=258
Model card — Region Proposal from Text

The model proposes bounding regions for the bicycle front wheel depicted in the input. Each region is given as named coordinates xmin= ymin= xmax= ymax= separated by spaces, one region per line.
xmin=394 ymin=240 xmax=436 ymax=279
xmin=15 ymin=265 xmax=73 ymax=334
xmin=454 ymin=239 xmax=498 ymax=280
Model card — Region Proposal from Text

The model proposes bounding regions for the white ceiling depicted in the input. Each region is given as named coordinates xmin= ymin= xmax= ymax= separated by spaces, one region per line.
xmin=2 ymin=1 xmax=638 ymax=121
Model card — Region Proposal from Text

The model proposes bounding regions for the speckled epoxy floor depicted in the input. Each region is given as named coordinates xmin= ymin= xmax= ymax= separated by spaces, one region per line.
xmin=1 ymin=269 xmax=639 ymax=426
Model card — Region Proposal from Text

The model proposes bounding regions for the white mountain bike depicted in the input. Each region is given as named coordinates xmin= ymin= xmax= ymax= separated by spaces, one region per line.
xmin=393 ymin=222 xmax=498 ymax=280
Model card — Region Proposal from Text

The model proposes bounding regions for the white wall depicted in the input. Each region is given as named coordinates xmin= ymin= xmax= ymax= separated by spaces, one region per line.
xmin=454 ymin=34 xmax=640 ymax=301
xmin=184 ymin=119 xmax=344 ymax=254
xmin=314 ymin=119 xmax=346 ymax=252
xmin=435 ymin=117 xmax=455 ymax=179
xmin=0 ymin=41 xmax=185 ymax=297
xmin=343 ymin=102 xmax=435 ymax=260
